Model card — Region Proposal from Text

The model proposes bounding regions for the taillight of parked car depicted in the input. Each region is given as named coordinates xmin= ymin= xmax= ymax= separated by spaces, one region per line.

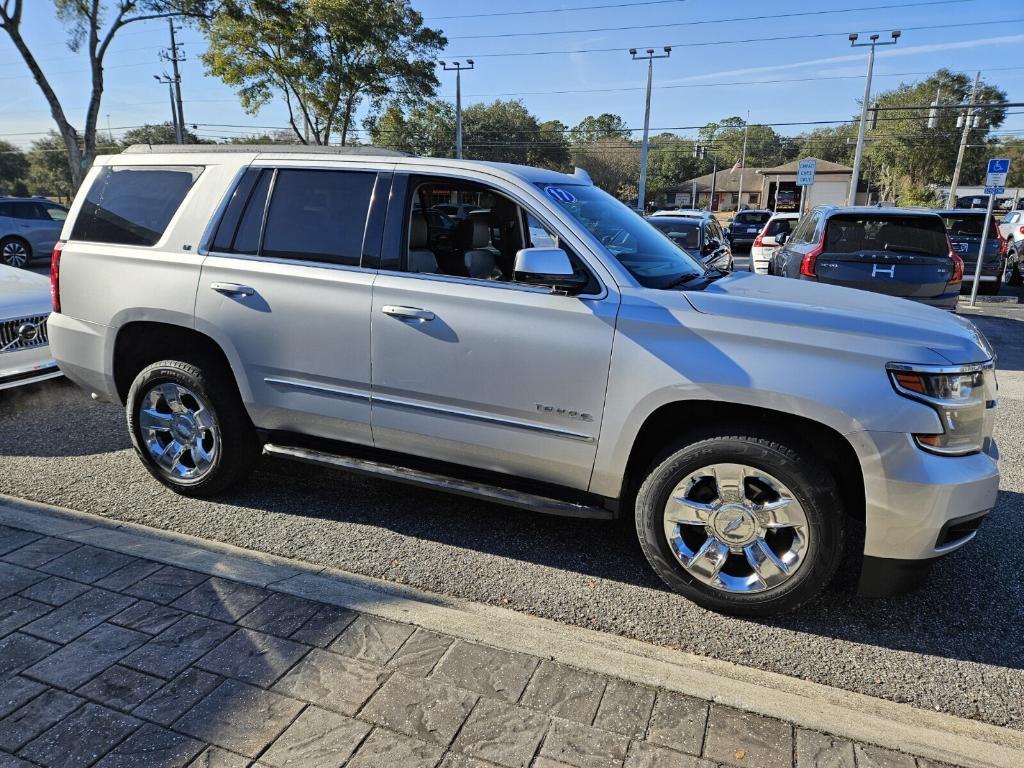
xmin=799 ymin=241 xmax=823 ymax=278
xmin=997 ymin=228 xmax=1008 ymax=256
xmin=751 ymin=232 xmax=764 ymax=249
xmin=948 ymin=235 xmax=964 ymax=284
xmin=51 ymin=241 xmax=64 ymax=313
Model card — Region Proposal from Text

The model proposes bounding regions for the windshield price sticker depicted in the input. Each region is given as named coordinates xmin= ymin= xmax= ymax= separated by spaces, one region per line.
xmin=545 ymin=186 xmax=577 ymax=204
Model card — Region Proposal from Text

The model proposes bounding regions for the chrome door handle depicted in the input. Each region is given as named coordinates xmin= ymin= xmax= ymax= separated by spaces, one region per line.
xmin=210 ymin=282 xmax=255 ymax=297
xmin=381 ymin=305 xmax=434 ymax=322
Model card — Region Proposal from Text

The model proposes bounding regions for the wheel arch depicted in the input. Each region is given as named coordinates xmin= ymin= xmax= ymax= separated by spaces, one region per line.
xmin=620 ymin=400 xmax=865 ymax=526
xmin=112 ymin=321 xmax=237 ymax=405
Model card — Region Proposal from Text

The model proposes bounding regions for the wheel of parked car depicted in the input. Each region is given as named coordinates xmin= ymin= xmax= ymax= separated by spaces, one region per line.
xmin=126 ymin=359 xmax=259 ymax=497
xmin=1007 ymin=252 xmax=1023 ymax=287
xmin=634 ymin=430 xmax=845 ymax=616
xmin=0 ymin=237 xmax=31 ymax=268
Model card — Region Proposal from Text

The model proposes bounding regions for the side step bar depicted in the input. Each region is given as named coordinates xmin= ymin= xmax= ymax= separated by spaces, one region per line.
xmin=263 ymin=443 xmax=614 ymax=520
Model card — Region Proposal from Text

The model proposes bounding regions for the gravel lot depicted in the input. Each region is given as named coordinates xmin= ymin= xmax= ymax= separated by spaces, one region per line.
xmin=1 ymin=305 xmax=1022 ymax=730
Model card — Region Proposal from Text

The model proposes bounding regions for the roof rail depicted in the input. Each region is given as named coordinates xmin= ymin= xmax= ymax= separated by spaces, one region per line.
xmin=121 ymin=143 xmax=411 ymax=157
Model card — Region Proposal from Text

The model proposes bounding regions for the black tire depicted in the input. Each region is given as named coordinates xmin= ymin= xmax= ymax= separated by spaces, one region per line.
xmin=1008 ymin=258 xmax=1023 ymax=287
xmin=0 ymin=236 xmax=32 ymax=268
xmin=979 ymin=278 xmax=1000 ymax=296
xmin=634 ymin=430 xmax=845 ymax=616
xmin=126 ymin=358 xmax=258 ymax=497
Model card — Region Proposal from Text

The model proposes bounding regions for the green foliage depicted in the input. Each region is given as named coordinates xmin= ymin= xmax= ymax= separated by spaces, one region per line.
xmin=25 ymin=133 xmax=75 ymax=201
xmin=0 ymin=140 xmax=29 ymax=196
xmin=119 ymin=123 xmax=207 ymax=147
xmin=364 ymin=101 xmax=456 ymax=156
xmin=864 ymin=69 xmax=1007 ymax=200
xmin=794 ymin=125 xmax=856 ymax=166
xmin=896 ymin=181 xmax=939 ymax=208
xmin=997 ymin=138 xmax=1024 ymax=188
xmin=571 ymin=137 xmax=639 ymax=198
xmin=700 ymin=117 xmax=798 ymax=170
xmin=570 ymin=114 xmax=631 ymax=145
xmin=202 ymin=0 xmax=445 ymax=145
xmin=645 ymin=133 xmax=699 ymax=201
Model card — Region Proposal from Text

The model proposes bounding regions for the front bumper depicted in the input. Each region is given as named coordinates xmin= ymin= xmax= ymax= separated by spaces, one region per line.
xmin=0 ymin=347 xmax=62 ymax=391
xmin=849 ymin=430 xmax=999 ymax=595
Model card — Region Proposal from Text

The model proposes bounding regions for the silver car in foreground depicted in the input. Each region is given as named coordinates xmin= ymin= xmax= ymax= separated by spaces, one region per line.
xmin=48 ymin=146 xmax=999 ymax=615
xmin=0 ymin=263 xmax=60 ymax=389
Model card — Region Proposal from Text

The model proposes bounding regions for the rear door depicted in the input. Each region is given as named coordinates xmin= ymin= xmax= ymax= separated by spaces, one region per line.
xmin=195 ymin=165 xmax=389 ymax=447
xmin=813 ymin=214 xmax=953 ymax=298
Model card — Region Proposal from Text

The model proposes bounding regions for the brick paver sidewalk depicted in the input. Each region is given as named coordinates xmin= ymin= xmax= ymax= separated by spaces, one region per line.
xmin=0 ymin=519 xmax=963 ymax=768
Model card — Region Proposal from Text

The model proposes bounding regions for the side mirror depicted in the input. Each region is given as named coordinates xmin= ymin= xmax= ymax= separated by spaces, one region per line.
xmin=513 ymin=247 xmax=587 ymax=293
xmin=702 ymin=238 xmax=721 ymax=255
xmin=775 ymin=231 xmax=788 ymax=246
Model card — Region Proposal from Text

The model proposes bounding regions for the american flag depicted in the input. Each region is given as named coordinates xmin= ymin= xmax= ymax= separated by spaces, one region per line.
xmin=731 ymin=160 xmax=742 ymax=173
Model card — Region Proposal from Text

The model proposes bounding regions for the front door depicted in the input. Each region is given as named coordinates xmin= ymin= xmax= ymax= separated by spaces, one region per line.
xmin=369 ymin=175 xmax=619 ymax=491
xmin=196 ymin=166 xmax=387 ymax=447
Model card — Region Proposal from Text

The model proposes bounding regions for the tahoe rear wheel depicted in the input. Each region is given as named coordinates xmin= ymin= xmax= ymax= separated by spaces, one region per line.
xmin=635 ymin=431 xmax=845 ymax=616
xmin=126 ymin=359 xmax=258 ymax=496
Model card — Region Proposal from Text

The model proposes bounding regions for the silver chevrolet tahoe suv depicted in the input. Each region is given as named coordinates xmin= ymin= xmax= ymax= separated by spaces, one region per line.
xmin=48 ymin=145 xmax=1000 ymax=616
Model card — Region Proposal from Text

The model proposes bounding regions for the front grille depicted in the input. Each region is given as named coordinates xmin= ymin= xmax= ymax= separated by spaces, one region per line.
xmin=0 ymin=314 xmax=50 ymax=354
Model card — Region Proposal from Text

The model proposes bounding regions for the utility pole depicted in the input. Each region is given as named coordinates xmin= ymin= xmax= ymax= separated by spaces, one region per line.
xmin=847 ymin=30 xmax=900 ymax=205
xmin=736 ymin=111 xmax=749 ymax=211
xmin=153 ymin=74 xmax=182 ymax=144
xmin=631 ymin=46 xmax=672 ymax=213
xmin=441 ymin=60 xmax=474 ymax=159
xmin=159 ymin=19 xmax=186 ymax=143
xmin=949 ymin=71 xmax=982 ymax=206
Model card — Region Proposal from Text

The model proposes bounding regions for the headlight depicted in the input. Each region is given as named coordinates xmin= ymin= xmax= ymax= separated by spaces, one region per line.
xmin=887 ymin=362 xmax=996 ymax=456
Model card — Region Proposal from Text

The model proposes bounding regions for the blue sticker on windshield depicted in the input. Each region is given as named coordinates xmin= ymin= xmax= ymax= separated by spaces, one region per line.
xmin=544 ymin=186 xmax=577 ymax=204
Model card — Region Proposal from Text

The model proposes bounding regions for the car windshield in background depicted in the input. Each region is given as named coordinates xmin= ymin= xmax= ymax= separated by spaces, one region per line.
xmin=647 ymin=218 xmax=701 ymax=253
xmin=824 ymin=215 xmax=948 ymax=257
xmin=941 ymin=214 xmax=998 ymax=238
xmin=537 ymin=183 xmax=704 ymax=287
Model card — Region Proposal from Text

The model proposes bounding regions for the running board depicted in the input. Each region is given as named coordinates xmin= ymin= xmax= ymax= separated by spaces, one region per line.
xmin=262 ymin=443 xmax=614 ymax=520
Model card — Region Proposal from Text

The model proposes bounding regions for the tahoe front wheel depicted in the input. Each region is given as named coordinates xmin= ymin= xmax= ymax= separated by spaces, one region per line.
xmin=126 ymin=359 xmax=258 ymax=496
xmin=635 ymin=431 xmax=845 ymax=616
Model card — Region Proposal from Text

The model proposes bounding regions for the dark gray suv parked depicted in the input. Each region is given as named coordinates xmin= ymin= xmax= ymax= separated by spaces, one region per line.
xmin=770 ymin=206 xmax=961 ymax=310
xmin=726 ymin=209 xmax=772 ymax=249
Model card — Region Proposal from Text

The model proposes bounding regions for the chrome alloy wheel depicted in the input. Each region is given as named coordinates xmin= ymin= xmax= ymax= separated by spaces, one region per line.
xmin=1 ymin=240 xmax=29 ymax=268
xmin=663 ymin=463 xmax=808 ymax=593
xmin=138 ymin=383 xmax=218 ymax=483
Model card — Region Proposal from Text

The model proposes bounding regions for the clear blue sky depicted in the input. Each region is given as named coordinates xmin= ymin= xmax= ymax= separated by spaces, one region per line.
xmin=2 ymin=0 xmax=1022 ymax=151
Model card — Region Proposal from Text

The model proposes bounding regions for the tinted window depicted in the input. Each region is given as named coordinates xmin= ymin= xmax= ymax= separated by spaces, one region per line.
xmin=765 ymin=218 xmax=794 ymax=237
xmin=42 ymin=204 xmax=67 ymax=221
xmin=233 ymin=170 xmax=272 ymax=255
xmin=941 ymin=214 xmax=998 ymax=238
xmin=824 ymin=215 xmax=947 ymax=256
xmin=648 ymin=218 xmax=701 ymax=250
xmin=261 ymin=169 xmax=375 ymax=265
xmin=211 ymin=168 xmax=261 ymax=252
xmin=736 ymin=211 xmax=770 ymax=225
xmin=71 ymin=166 xmax=201 ymax=246
xmin=0 ymin=202 xmax=12 ymax=218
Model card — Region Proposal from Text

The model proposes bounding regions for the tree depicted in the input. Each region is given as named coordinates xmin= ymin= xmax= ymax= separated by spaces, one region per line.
xmin=998 ymin=138 xmax=1024 ymax=188
xmin=793 ymin=125 xmax=856 ymax=166
xmin=1 ymin=0 xmax=212 ymax=191
xmin=0 ymin=141 xmax=28 ymax=196
xmin=535 ymin=120 xmax=571 ymax=171
xmin=699 ymin=117 xmax=798 ymax=170
xmin=571 ymin=136 xmax=639 ymax=199
xmin=645 ymin=133 xmax=699 ymax=202
xmin=864 ymin=69 xmax=1006 ymax=200
xmin=202 ymin=0 xmax=445 ymax=146
xmin=570 ymin=113 xmax=630 ymax=145
xmin=25 ymin=133 xmax=75 ymax=201
xmin=364 ymin=100 xmax=455 ymax=156
xmin=120 ymin=122 xmax=206 ymax=147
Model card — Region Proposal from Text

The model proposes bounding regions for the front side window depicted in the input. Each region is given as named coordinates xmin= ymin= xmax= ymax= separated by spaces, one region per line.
xmin=261 ymin=169 xmax=376 ymax=265
xmin=71 ymin=165 xmax=202 ymax=246
xmin=42 ymin=204 xmax=68 ymax=221
xmin=537 ymin=183 xmax=704 ymax=288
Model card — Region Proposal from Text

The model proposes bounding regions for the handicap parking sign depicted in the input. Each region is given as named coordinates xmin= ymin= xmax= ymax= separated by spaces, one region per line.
xmin=986 ymin=158 xmax=1010 ymax=188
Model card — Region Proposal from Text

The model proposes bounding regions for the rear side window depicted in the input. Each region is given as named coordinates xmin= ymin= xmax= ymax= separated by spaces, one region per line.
xmin=261 ymin=169 xmax=375 ymax=265
xmin=941 ymin=215 xmax=998 ymax=238
xmin=71 ymin=166 xmax=202 ymax=246
xmin=825 ymin=215 xmax=948 ymax=256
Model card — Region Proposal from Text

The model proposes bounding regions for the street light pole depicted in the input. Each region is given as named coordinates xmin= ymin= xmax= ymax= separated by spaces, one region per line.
xmin=949 ymin=70 xmax=982 ymax=206
xmin=631 ymin=46 xmax=672 ymax=213
xmin=736 ymin=110 xmax=749 ymax=211
xmin=441 ymin=60 xmax=474 ymax=159
xmin=847 ymin=30 xmax=900 ymax=205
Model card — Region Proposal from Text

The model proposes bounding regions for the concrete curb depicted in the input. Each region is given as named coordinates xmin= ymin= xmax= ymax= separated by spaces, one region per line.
xmin=1 ymin=493 xmax=1021 ymax=768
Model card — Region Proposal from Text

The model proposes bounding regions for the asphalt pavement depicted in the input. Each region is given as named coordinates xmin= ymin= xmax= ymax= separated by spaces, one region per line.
xmin=1 ymin=291 xmax=1022 ymax=733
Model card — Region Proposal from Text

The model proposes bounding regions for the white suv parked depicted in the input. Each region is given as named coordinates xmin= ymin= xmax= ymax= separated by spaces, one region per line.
xmin=49 ymin=146 xmax=1000 ymax=615
xmin=749 ymin=212 xmax=800 ymax=275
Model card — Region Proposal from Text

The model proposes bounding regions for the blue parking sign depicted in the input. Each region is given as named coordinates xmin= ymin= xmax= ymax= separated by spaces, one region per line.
xmin=986 ymin=158 xmax=1010 ymax=188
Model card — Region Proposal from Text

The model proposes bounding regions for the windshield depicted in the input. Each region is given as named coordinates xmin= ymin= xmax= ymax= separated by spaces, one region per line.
xmin=537 ymin=183 xmax=704 ymax=287
xmin=824 ymin=215 xmax=948 ymax=256
xmin=941 ymin=214 xmax=998 ymax=238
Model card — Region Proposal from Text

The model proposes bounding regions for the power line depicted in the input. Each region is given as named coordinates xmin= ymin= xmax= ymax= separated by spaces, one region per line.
xmin=446 ymin=17 xmax=1024 ymax=58
xmin=426 ymin=0 xmax=688 ymax=20
xmin=447 ymin=0 xmax=968 ymax=40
